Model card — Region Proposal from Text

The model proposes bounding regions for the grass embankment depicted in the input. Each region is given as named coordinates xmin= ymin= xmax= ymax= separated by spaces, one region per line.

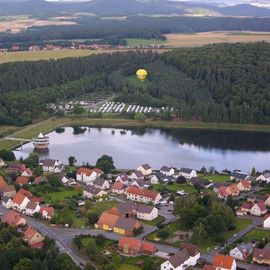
xmin=1 ymin=116 xmax=270 ymax=151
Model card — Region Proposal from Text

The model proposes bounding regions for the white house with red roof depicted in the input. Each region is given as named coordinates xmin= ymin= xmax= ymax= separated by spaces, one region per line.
xmin=21 ymin=168 xmax=33 ymax=177
xmin=24 ymin=227 xmax=44 ymax=248
xmin=237 ymin=179 xmax=251 ymax=192
xmin=126 ymin=186 xmax=162 ymax=205
xmin=76 ymin=167 xmax=103 ymax=185
xmin=263 ymin=215 xmax=270 ymax=228
xmin=112 ymin=182 xmax=126 ymax=194
xmin=137 ymin=164 xmax=152 ymax=176
xmin=25 ymin=202 xmax=40 ymax=216
xmin=204 ymin=254 xmax=236 ymax=270
xmin=12 ymin=192 xmax=30 ymax=212
xmin=251 ymin=201 xmax=267 ymax=216
xmin=39 ymin=206 xmax=54 ymax=220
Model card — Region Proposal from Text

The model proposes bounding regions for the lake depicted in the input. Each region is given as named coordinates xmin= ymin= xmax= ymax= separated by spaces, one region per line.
xmin=14 ymin=127 xmax=270 ymax=172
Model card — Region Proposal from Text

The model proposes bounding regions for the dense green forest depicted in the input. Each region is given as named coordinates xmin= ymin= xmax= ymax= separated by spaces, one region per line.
xmin=1 ymin=16 xmax=270 ymax=47
xmin=0 ymin=42 xmax=270 ymax=125
xmin=0 ymin=223 xmax=79 ymax=270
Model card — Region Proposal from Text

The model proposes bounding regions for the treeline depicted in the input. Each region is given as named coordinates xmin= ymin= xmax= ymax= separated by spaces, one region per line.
xmin=0 ymin=42 xmax=270 ymax=125
xmin=0 ymin=223 xmax=79 ymax=270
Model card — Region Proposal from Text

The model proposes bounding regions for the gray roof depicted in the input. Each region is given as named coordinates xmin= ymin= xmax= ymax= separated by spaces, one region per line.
xmin=137 ymin=204 xmax=154 ymax=214
xmin=117 ymin=174 xmax=129 ymax=181
xmin=231 ymin=172 xmax=248 ymax=180
xmin=2 ymin=196 xmax=11 ymax=203
xmin=190 ymin=177 xmax=210 ymax=188
xmin=141 ymin=164 xmax=151 ymax=170
xmin=26 ymin=202 xmax=38 ymax=210
xmin=84 ymin=186 xmax=103 ymax=196
xmin=160 ymin=166 xmax=171 ymax=172
xmin=179 ymin=168 xmax=193 ymax=174
xmin=93 ymin=178 xmax=107 ymax=187
xmin=168 ymin=249 xmax=190 ymax=268
xmin=263 ymin=172 xmax=270 ymax=178
xmin=237 ymin=242 xmax=254 ymax=255
xmin=114 ymin=217 xmax=139 ymax=231
xmin=40 ymin=159 xmax=59 ymax=167
xmin=133 ymin=171 xmax=144 ymax=179
xmin=212 ymin=182 xmax=230 ymax=188
xmin=116 ymin=201 xmax=137 ymax=215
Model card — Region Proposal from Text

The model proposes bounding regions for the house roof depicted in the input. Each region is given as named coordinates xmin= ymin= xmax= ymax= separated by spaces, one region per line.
xmin=254 ymin=201 xmax=266 ymax=212
xmin=253 ymin=244 xmax=270 ymax=261
xmin=84 ymin=186 xmax=103 ymax=196
xmin=217 ymin=186 xmax=228 ymax=198
xmin=18 ymin=188 xmax=32 ymax=197
xmin=154 ymin=173 xmax=174 ymax=182
xmin=137 ymin=204 xmax=155 ymax=214
xmin=230 ymin=172 xmax=248 ymax=180
xmin=24 ymin=226 xmax=38 ymax=240
xmin=40 ymin=159 xmax=59 ymax=167
xmin=22 ymin=168 xmax=32 ymax=175
xmin=16 ymin=176 xmax=29 ymax=185
xmin=226 ymin=184 xmax=239 ymax=195
xmin=9 ymin=163 xmax=26 ymax=170
xmin=140 ymin=241 xmax=156 ymax=253
xmin=40 ymin=206 xmax=54 ymax=217
xmin=126 ymin=186 xmax=160 ymax=201
xmin=115 ymin=201 xmax=137 ymax=215
xmin=114 ymin=217 xmax=140 ymax=232
xmin=13 ymin=192 xmax=28 ymax=205
xmin=213 ymin=254 xmax=234 ymax=269
xmin=112 ymin=182 xmax=125 ymax=190
xmin=140 ymin=164 xmax=151 ymax=170
xmin=26 ymin=201 xmax=38 ymax=210
xmin=236 ymin=242 xmax=254 ymax=255
xmin=0 ymin=176 xmax=6 ymax=188
xmin=160 ymin=166 xmax=171 ymax=172
xmin=181 ymin=243 xmax=200 ymax=257
xmin=116 ymin=174 xmax=129 ymax=182
xmin=168 ymin=248 xmax=190 ymax=268
xmin=240 ymin=179 xmax=251 ymax=189
xmin=242 ymin=201 xmax=253 ymax=210
xmin=34 ymin=176 xmax=47 ymax=185
xmin=119 ymin=237 xmax=141 ymax=250
xmin=179 ymin=168 xmax=193 ymax=174
xmin=262 ymin=172 xmax=270 ymax=178
xmin=1 ymin=210 xmax=25 ymax=225
xmin=98 ymin=212 xmax=119 ymax=228
xmin=133 ymin=171 xmax=144 ymax=179
xmin=212 ymin=182 xmax=230 ymax=189
xmin=0 ymin=185 xmax=15 ymax=193
xmin=190 ymin=177 xmax=210 ymax=188
xmin=93 ymin=178 xmax=107 ymax=187
xmin=2 ymin=196 xmax=11 ymax=203
xmin=77 ymin=167 xmax=102 ymax=176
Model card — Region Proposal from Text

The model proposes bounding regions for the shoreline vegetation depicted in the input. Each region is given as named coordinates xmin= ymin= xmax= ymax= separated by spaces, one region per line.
xmin=1 ymin=116 xmax=270 ymax=150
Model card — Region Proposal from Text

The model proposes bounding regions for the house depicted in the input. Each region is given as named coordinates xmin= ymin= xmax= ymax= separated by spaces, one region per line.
xmin=0 ymin=158 xmax=5 ymax=167
xmin=34 ymin=176 xmax=47 ymax=185
xmin=91 ymin=178 xmax=110 ymax=190
xmin=131 ymin=179 xmax=149 ymax=189
xmin=12 ymin=192 xmax=30 ymax=212
xmin=21 ymin=168 xmax=33 ymax=177
xmin=237 ymin=179 xmax=251 ymax=192
xmin=230 ymin=171 xmax=249 ymax=182
xmin=40 ymin=159 xmax=63 ymax=173
xmin=136 ymin=204 xmax=158 ymax=221
xmin=17 ymin=188 xmax=44 ymax=204
xmin=179 ymin=168 xmax=197 ymax=179
xmin=112 ymin=182 xmax=126 ymax=194
xmin=137 ymin=164 xmax=152 ymax=176
xmin=236 ymin=201 xmax=253 ymax=216
xmin=225 ymin=184 xmax=240 ymax=197
xmin=130 ymin=171 xmax=144 ymax=180
xmin=253 ymin=243 xmax=270 ymax=266
xmin=76 ymin=167 xmax=103 ymax=185
xmin=83 ymin=186 xmax=107 ymax=200
xmin=16 ymin=176 xmax=30 ymax=186
xmin=150 ymin=173 xmax=174 ymax=185
xmin=1 ymin=210 xmax=26 ymax=226
xmin=204 ymin=254 xmax=237 ymax=270
xmin=113 ymin=217 xmax=142 ymax=236
xmin=118 ymin=237 xmax=156 ymax=256
xmin=115 ymin=174 xmax=129 ymax=184
xmin=107 ymin=201 xmax=137 ymax=218
xmin=8 ymin=163 xmax=26 ymax=173
xmin=160 ymin=166 xmax=175 ymax=176
xmin=126 ymin=186 xmax=162 ymax=205
xmin=23 ymin=227 xmax=44 ymax=248
xmin=263 ymin=215 xmax=270 ymax=228
xmin=39 ymin=206 xmax=54 ymax=220
xmin=161 ymin=243 xmax=200 ymax=270
xmin=0 ymin=185 xmax=16 ymax=198
xmin=229 ymin=242 xmax=254 ymax=260
xmin=2 ymin=197 xmax=13 ymax=209
xmin=215 ymin=186 xmax=228 ymax=200
xmin=25 ymin=202 xmax=40 ymax=216
xmin=250 ymin=201 xmax=267 ymax=216
xmin=189 ymin=177 xmax=212 ymax=189
xmin=256 ymin=172 xmax=270 ymax=184
xmin=97 ymin=212 xmax=120 ymax=231
xmin=0 ymin=176 xmax=6 ymax=188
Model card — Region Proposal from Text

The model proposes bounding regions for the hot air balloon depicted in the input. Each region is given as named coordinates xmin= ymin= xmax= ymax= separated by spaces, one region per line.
xmin=136 ymin=69 xmax=148 ymax=82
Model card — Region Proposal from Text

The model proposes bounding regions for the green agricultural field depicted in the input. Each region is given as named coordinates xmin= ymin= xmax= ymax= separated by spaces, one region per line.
xmin=126 ymin=38 xmax=165 ymax=46
xmin=242 ymin=228 xmax=270 ymax=242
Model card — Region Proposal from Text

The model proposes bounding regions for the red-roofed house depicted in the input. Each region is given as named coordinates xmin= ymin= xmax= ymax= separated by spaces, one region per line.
xmin=0 ymin=185 xmax=16 ymax=198
xmin=12 ymin=192 xmax=30 ymax=212
xmin=237 ymin=179 xmax=251 ymax=192
xmin=16 ymin=176 xmax=30 ymax=186
xmin=1 ymin=210 xmax=26 ymax=226
xmin=212 ymin=254 xmax=236 ymax=270
xmin=251 ymin=201 xmax=267 ymax=216
xmin=112 ymin=182 xmax=126 ymax=194
xmin=40 ymin=206 xmax=54 ymax=220
xmin=225 ymin=184 xmax=240 ymax=197
xmin=236 ymin=201 xmax=253 ymax=216
xmin=216 ymin=186 xmax=228 ymax=200
xmin=23 ymin=227 xmax=44 ymax=248
xmin=9 ymin=163 xmax=26 ymax=173
xmin=118 ymin=237 xmax=156 ymax=256
xmin=76 ymin=167 xmax=103 ymax=185
xmin=21 ymin=168 xmax=33 ymax=177
xmin=126 ymin=186 xmax=162 ymax=205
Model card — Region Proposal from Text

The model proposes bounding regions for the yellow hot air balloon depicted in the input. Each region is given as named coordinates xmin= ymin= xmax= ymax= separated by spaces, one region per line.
xmin=136 ymin=69 xmax=148 ymax=82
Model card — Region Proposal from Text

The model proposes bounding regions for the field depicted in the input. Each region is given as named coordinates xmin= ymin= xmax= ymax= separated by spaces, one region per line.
xmin=44 ymin=189 xmax=82 ymax=204
xmin=200 ymin=173 xmax=230 ymax=183
xmin=2 ymin=116 xmax=270 ymax=151
xmin=152 ymin=183 xmax=197 ymax=194
xmin=242 ymin=228 xmax=270 ymax=242
xmin=165 ymin=32 xmax=270 ymax=47
xmin=126 ymin=38 xmax=166 ymax=46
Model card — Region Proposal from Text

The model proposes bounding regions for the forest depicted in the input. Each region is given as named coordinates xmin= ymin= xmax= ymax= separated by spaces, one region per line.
xmin=0 ymin=223 xmax=79 ymax=270
xmin=1 ymin=16 xmax=270 ymax=48
xmin=0 ymin=42 xmax=269 ymax=125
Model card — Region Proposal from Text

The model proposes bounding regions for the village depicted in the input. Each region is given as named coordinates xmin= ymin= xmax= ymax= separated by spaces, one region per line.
xmin=0 ymin=153 xmax=269 ymax=270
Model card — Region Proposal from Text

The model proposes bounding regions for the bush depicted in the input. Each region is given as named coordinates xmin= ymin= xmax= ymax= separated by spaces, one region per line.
xmin=157 ymin=229 xmax=169 ymax=239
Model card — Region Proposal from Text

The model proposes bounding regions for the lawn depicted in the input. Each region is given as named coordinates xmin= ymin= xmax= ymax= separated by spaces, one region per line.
xmin=200 ymin=173 xmax=230 ymax=183
xmin=90 ymin=200 xmax=119 ymax=215
xmin=141 ymin=215 xmax=165 ymax=226
xmin=126 ymin=38 xmax=165 ymax=46
xmin=242 ymin=228 xmax=270 ymax=242
xmin=152 ymin=183 xmax=197 ymax=194
xmin=118 ymin=265 xmax=139 ymax=270
xmin=44 ymin=188 xmax=82 ymax=204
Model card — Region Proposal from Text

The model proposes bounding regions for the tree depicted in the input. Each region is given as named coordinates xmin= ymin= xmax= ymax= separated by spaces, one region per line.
xmin=0 ymin=150 xmax=15 ymax=161
xmin=96 ymin=155 xmax=115 ymax=174
xmin=47 ymin=174 xmax=63 ymax=187
xmin=86 ymin=241 xmax=97 ymax=260
xmin=87 ymin=212 xmax=99 ymax=225
xmin=157 ymin=229 xmax=169 ymax=240
xmin=200 ymin=166 xmax=208 ymax=174
xmin=73 ymin=236 xmax=83 ymax=250
xmin=142 ymin=257 xmax=156 ymax=270
xmin=23 ymin=153 xmax=39 ymax=168
xmin=208 ymin=166 xmax=216 ymax=174
xmin=83 ymin=263 xmax=95 ymax=270
xmin=134 ymin=112 xmax=146 ymax=123
xmin=176 ymin=176 xmax=186 ymax=184
xmin=95 ymin=234 xmax=106 ymax=246
xmin=13 ymin=258 xmax=33 ymax=270
xmin=68 ymin=156 xmax=77 ymax=166
xmin=251 ymin=167 xmax=256 ymax=177
xmin=192 ymin=223 xmax=207 ymax=245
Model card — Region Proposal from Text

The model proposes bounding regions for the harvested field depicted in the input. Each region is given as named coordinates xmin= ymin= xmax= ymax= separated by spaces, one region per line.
xmin=165 ymin=31 xmax=270 ymax=47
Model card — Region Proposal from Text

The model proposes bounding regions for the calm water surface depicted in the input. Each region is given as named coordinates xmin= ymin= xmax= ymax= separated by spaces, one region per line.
xmin=14 ymin=127 xmax=270 ymax=172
